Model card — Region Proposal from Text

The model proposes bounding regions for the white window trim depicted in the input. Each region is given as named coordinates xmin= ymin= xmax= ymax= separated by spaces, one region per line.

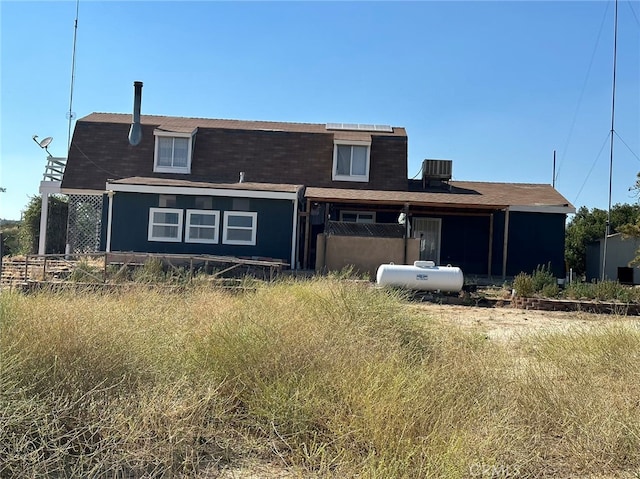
xmin=340 ymin=210 xmax=376 ymax=223
xmin=185 ymin=209 xmax=220 ymax=244
xmin=153 ymin=130 xmax=194 ymax=174
xmin=332 ymin=140 xmax=371 ymax=183
xmin=148 ymin=207 xmax=184 ymax=242
xmin=223 ymin=211 xmax=257 ymax=246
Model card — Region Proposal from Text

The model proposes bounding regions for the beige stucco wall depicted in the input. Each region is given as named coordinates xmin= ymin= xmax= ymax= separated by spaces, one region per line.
xmin=316 ymin=234 xmax=420 ymax=279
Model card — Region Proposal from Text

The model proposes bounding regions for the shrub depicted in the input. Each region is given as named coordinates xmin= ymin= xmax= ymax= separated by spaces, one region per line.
xmin=513 ymin=272 xmax=534 ymax=297
xmin=514 ymin=264 xmax=558 ymax=298
xmin=566 ymin=280 xmax=639 ymax=303
xmin=541 ymin=282 xmax=560 ymax=298
xmin=565 ymin=281 xmax=594 ymax=300
xmin=531 ymin=263 xmax=556 ymax=293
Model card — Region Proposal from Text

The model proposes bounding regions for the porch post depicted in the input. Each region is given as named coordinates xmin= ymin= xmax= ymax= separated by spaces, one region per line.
xmin=502 ymin=208 xmax=510 ymax=280
xmin=290 ymin=190 xmax=299 ymax=269
xmin=487 ymin=213 xmax=494 ymax=278
xmin=106 ymin=191 xmax=114 ymax=252
xmin=38 ymin=180 xmax=62 ymax=255
xmin=38 ymin=193 xmax=49 ymax=255
xmin=403 ymin=203 xmax=409 ymax=264
xmin=303 ymin=199 xmax=311 ymax=269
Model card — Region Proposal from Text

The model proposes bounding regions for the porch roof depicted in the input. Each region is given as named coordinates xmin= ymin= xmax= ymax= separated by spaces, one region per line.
xmin=306 ymin=181 xmax=575 ymax=213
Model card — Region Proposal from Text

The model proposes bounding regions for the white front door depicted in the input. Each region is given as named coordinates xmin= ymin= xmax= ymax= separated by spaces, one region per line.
xmin=412 ymin=218 xmax=442 ymax=264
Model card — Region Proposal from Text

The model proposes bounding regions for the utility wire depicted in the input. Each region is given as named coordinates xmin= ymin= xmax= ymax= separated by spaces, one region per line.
xmin=72 ymin=143 xmax=119 ymax=178
xmin=555 ymin=1 xmax=610 ymax=184
xmin=573 ymin=132 xmax=611 ymax=205
xmin=614 ymin=131 xmax=640 ymax=162
xmin=626 ymin=0 xmax=640 ymax=29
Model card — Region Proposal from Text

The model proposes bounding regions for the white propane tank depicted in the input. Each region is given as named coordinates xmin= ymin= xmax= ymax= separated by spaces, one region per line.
xmin=376 ymin=261 xmax=464 ymax=293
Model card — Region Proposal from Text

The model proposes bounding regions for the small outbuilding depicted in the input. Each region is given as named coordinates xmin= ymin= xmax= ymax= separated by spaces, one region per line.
xmin=586 ymin=233 xmax=640 ymax=284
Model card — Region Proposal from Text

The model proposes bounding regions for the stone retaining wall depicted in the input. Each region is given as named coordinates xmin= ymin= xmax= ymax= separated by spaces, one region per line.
xmin=512 ymin=296 xmax=640 ymax=315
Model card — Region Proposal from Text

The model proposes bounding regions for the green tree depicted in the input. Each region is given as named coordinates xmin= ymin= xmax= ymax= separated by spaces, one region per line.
xmin=17 ymin=195 xmax=68 ymax=255
xmin=565 ymin=203 xmax=640 ymax=276
xmin=0 ymin=220 xmax=21 ymax=256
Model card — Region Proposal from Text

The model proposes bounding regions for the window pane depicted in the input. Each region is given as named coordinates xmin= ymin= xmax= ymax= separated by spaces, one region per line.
xmin=153 ymin=211 xmax=179 ymax=224
xmin=190 ymin=226 xmax=216 ymax=240
xmin=173 ymin=138 xmax=189 ymax=167
xmin=359 ymin=213 xmax=375 ymax=224
xmin=342 ymin=213 xmax=357 ymax=222
xmin=227 ymin=228 xmax=253 ymax=242
xmin=153 ymin=225 xmax=178 ymax=238
xmin=227 ymin=215 xmax=253 ymax=228
xmin=336 ymin=145 xmax=351 ymax=176
xmin=190 ymin=214 xmax=216 ymax=226
xmin=158 ymin=138 xmax=173 ymax=166
xmin=352 ymin=146 xmax=367 ymax=175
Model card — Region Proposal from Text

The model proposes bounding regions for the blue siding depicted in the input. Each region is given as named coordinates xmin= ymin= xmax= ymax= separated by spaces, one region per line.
xmin=440 ymin=215 xmax=491 ymax=275
xmin=491 ymin=211 xmax=506 ymax=276
xmin=414 ymin=210 xmax=566 ymax=278
xmin=108 ymin=192 xmax=294 ymax=262
xmin=507 ymin=212 xmax=566 ymax=277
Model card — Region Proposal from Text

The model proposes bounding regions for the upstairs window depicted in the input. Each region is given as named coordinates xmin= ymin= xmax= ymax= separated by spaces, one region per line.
xmin=153 ymin=129 xmax=196 ymax=174
xmin=332 ymin=141 xmax=370 ymax=182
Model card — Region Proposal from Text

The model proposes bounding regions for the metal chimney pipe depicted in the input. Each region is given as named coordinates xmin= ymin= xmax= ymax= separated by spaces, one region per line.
xmin=128 ymin=81 xmax=143 ymax=146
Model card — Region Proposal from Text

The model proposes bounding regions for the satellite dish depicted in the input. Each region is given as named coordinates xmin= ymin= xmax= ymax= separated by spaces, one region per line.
xmin=39 ymin=137 xmax=53 ymax=148
xmin=32 ymin=135 xmax=54 ymax=156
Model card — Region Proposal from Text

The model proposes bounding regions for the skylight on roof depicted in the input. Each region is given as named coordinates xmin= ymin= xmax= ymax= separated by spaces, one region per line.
xmin=326 ymin=123 xmax=393 ymax=133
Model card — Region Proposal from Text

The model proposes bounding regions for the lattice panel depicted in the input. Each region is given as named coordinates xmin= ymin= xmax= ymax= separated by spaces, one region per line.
xmin=67 ymin=194 xmax=103 ymax=253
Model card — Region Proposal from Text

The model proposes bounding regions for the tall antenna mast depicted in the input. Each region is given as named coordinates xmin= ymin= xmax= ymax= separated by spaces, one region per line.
xmin=602 ymin=0 xmax=618 ymax=281
xmin=552 ymin=150 xmax=556 ymax=188
xmin=66 ymin=0 xmax=80 ymax=154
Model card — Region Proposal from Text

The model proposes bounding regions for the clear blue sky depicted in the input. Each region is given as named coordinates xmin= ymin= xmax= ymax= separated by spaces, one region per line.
xmin=1 ymin=1 xmax=639 ymax=221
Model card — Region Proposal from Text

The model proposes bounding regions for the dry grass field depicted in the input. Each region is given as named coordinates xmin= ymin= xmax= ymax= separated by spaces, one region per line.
xmin=1 ymin=279 xmax=639 ymax=478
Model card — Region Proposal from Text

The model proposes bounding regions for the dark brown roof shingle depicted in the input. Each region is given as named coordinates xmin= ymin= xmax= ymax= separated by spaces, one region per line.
xmin=62 ymin=113 xmax=408 ymax=191
xmin=305 ymin=182 xmax=575 ymax=211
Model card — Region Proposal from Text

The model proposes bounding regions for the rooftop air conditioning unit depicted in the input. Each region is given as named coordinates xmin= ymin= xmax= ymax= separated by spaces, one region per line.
xmin=422 ymin=159 xmax=452 ymax=181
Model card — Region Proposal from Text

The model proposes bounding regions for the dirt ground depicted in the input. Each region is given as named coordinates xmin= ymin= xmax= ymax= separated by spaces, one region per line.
xmin=413 ymin=302 xmax=640 ymax=340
